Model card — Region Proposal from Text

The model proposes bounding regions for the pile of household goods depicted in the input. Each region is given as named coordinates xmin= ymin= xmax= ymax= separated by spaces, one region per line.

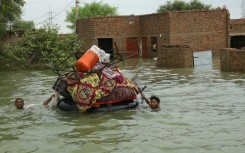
xmin=53 ymin=45 xmax=139 ymax=112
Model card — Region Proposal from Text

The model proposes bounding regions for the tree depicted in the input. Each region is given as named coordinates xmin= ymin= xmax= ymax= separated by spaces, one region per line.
xmin=66 ymin=1 xmax=118 ymax=32
xmin=12 ymin=20 xmax=35 ymax=31
xmin=188 ymin=0 xmax=211 ymax=10
xmin=0 ymin=0 xmax=25 ymax=37
xmin=157 ymin=0 xmax=211 ymax=13
xmin=0 ymin=0 xmax=25 ymax=21
xmin=3 ymin=24 xmax=82 ymax=69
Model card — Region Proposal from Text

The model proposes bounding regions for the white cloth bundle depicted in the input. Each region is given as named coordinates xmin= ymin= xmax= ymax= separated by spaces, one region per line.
xmin=90 ymin=45 xmax=110 ymax=63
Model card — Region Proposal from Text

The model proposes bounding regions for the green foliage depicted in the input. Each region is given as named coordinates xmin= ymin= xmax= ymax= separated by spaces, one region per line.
xmin=0 ymin=0 xmax=25 ymax=21
xmin=157 ymin=0 xmax=212 ymax=13
xmin=0 ymin=22 xmax=7 ymax=39
xmin=3 ymin=24 xmax=82 ymax=69
xmin=170 ymin=0 xmax=187 ymax=12
xmin=188 ymin=0 xmax=211 ymax=10
xmin=12 ymin=20 xmax=35 ymax=31
xmin=0 ymin=0 xmax=25 ymax=38
xmin=66 ymin=1 xmax=118 ymax=32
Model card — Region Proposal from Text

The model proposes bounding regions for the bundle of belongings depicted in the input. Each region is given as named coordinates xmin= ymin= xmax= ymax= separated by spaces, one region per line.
xmin=53 ymin=45 xmax=139 ymax=112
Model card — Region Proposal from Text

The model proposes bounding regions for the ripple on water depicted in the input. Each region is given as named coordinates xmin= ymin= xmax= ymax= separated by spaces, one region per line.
xmin=0 ymin=59 xmax=245 ymax=153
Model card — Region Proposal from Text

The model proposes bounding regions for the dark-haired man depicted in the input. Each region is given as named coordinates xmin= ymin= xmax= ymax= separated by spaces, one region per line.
xmin=141 ymin=93 xmax=161 ymax=111
xmin=15 ymin=94 xmax=55 ymax=109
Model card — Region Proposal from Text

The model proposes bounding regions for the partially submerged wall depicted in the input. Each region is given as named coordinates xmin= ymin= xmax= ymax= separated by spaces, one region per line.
xmin=220 ymin=48 xmax=245 ymax=72
xmin=157 ymin=45 xmax=193 ymax=68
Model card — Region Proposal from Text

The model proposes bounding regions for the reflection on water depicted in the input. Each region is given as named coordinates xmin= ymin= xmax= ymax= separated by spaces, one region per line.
xmin=0 ymin=58 xmax=245 ymax=153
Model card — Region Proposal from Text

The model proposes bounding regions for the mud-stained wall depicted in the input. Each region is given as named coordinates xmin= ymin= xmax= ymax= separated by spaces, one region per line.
xmin=220 ymin=48 xmax=245 ymax=72
xmin=158 ymin=45 xmax=193 ymax=68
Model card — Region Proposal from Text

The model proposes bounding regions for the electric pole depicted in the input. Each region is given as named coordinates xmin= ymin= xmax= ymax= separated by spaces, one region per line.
xmin=46 ymin=6 xmax=55 ymax=25
xmin=48 ymin=6 xmax=53 ymax=24
xmin=75 ymin=0 xmax=79 ymax=33
xmin=242 ymin=0 xmax=245 ymax=18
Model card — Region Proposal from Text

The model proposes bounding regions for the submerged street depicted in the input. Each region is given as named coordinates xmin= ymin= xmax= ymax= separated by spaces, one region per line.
xmin=0 ymin=58 xmax=245 ymax=153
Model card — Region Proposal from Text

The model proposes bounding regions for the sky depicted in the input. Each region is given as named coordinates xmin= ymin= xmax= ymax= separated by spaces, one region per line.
xmin=22 ymin=0 xmax=243 ymax=33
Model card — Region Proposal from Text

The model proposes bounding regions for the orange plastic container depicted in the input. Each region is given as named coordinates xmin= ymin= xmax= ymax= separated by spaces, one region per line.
xmin=75 ymin=50 xmax=99 ymax=72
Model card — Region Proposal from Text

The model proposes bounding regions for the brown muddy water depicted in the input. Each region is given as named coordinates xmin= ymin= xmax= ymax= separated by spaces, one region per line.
xmin=0 ymin=58 xmax=245 ymax=153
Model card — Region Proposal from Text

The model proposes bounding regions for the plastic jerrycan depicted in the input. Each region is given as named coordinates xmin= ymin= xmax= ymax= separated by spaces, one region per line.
xmin=75 ymin=45 xmax=99 ymax=72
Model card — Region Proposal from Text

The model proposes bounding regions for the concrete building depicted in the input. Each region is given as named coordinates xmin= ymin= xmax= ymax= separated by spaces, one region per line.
xmin=76 ymin=9 xmax=230 ymax=59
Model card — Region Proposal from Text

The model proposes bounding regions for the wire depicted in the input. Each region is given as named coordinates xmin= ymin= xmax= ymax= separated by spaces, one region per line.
xmin=52 ymin=0 xmax=75 ymax=19
xmin=53 ymin=0 xmax=74 ymax=12
xmin=25 ymin=0 xmax=49 ymax=6
xmin=34 ymin=0 xmax=75 ymax=26
xmin=27 ymin=0 xmax=73 ymax=22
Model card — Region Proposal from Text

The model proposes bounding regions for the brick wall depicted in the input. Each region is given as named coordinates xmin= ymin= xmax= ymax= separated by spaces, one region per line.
xmin=92 ymin=16 xmax=140 ymax=37
xmin=157 ymin=45 xmax=193 ymax=68
xmin=220 ymin=48 xmax=245 ymax=72
xmin=230 ymin=19 xmax=245 ymax=35
xmin=76 ymin=18 xmax=96 ymax=51
xmin=140 ymin=13 xmax=170 ymax=57
xmin=169 ymin=9 xmax=229 ymax=52
xmin=76 ymin=16 xmax=141 ymax=52
xmin=76 ymin=9 xmax=229 ymax=58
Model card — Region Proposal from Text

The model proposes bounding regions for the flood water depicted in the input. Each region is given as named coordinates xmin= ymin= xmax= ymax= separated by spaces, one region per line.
xmin=0 ymin=58 xmax=245 ymax=153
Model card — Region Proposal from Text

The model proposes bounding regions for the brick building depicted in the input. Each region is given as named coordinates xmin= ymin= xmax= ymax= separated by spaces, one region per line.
xmin=230 ymin=18 xmax=245 ymax=49
xmin=76 ymin=9 xmax=229 ymax=58
xmin=220 ymin=48 xmax=245 ymax=72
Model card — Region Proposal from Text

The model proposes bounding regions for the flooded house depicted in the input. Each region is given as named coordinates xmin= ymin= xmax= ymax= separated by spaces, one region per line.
xmin=76 ymin=9 xmax=230 ymax=59
xmin=230 ymin=18 xmax=245 ymax=49
xmin=76 ymin=9 xmax=245 ymax=71
xmin=220 ymin=18 xmax=245 ymax=72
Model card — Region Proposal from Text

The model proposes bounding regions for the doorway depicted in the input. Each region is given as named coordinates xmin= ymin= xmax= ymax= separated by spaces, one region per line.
xmin=151 ymin=37 xmax=157 ymax=52
xmin=98 ymin=38 xmax=113 ymax=54
xmin=230 ymin=36 xmax=245 ymax=49
xmin=126 ymin=37 xmax=139 ymax=58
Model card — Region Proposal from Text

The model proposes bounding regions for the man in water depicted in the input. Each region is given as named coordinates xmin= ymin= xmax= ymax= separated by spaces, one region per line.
xmin=15 ymin=94 xmax=55 ymax=109
xmin=141 ymin=93 xmax=161 ymax=111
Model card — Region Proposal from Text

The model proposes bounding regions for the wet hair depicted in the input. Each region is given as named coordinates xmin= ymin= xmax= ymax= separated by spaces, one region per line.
xmin=150 ymin=95 xmax=160 ymax=103
xmin=15 ymin=98 xmax=24 ymax=105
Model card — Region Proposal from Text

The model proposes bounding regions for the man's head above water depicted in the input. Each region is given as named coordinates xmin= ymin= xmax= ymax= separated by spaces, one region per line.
xmin=15 ymin=98 xmax=24 ymax=109
xmin=149 ymin=95 xmax=160 ymax=109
